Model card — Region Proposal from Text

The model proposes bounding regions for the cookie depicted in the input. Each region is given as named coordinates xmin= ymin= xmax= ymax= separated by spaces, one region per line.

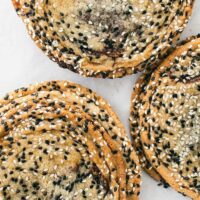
xmin=130 ymin=36 xmax=200 ymax=199
xmin=0 ymin=81 xmax=141 ymax=199
xmin=12 ymin=0 xmax=194 ymax=78
xmin=130 ymin=36 xmax=200 ymax=185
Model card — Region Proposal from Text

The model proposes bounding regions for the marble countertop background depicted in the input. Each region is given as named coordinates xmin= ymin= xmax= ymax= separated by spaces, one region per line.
xmin=0 ymin=1 xmax=200 ymax=199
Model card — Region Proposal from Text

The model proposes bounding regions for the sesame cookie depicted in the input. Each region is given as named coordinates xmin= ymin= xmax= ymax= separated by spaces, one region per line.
xmin=130 ymin=36 xmax=200 ymax=199
xmin=0 ymin=81 xmax=141 ymax=200
xmin=12 ymin=0 xmax=194 ymax=78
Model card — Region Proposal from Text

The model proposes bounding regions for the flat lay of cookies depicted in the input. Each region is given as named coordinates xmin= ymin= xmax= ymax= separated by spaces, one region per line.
xmin=0 ymin=1 xmax=199 ymax=200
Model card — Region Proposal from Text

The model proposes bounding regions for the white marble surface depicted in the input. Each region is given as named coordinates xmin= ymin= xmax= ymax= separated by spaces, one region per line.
xmin=0 ymin=1 xmax=200 ymax=199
